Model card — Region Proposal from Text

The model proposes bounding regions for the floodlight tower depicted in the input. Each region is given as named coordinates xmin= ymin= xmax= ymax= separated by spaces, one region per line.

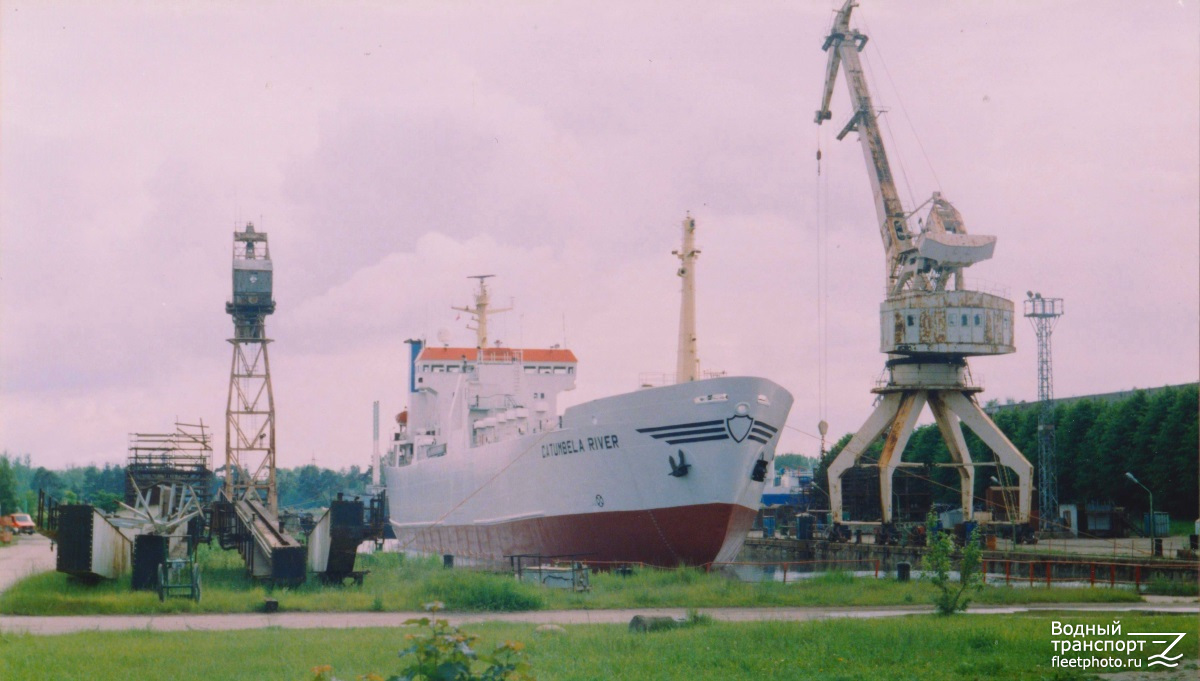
xmin=814 ymin=0 xmax=1033 ymax=533
xmin=1024 ymin=292 xmax=1064 ymax=530
xmin=224 ymin=222 xmax=279 ymax=514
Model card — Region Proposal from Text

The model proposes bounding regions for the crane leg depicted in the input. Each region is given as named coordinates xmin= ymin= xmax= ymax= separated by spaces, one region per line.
xmin=928 ymin=392 xmax=975 ymax=522
xmin=827 ymin=393 xmax=902 ymax=524
xmin=941 ymin=391 xmax=1032 ymax=523
xmin=878 ymin=392 xmax=926 ymax=523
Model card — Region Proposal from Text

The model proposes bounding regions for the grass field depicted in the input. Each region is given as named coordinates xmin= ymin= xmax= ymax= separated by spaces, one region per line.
xmin=1 ymin=612 xmax=1195 ymax=680
xmin=0 ymin=545 xmax=1144 ymax=616
xmin=1169 ymin=519 xmax=1196 ymax=537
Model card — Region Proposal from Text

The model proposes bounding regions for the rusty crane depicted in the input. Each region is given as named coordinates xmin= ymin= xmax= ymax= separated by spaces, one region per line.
xmin=814 ymin=0 xmax=1034 ymax=542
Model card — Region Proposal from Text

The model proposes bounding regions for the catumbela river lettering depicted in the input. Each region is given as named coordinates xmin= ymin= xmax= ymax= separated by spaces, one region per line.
xmin=541 ymin=434 xmax=620 ymax=458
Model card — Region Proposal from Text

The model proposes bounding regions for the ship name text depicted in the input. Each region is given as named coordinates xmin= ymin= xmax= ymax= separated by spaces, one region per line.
xmin=542 ymin=434 xmax=621 ymax=458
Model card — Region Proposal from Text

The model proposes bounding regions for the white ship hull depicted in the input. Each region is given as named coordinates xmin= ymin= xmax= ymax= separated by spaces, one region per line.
xmin=384 ymin=375 xmax=793 ymax=566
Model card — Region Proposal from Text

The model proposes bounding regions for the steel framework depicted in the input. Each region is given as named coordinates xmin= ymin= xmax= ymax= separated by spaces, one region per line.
xmin=125 ymin=421 xmax=212 ymax=505
xmin=1024 ymin=293 xmax=1064 ymax=530
xmin=225 ymin=223 xmax=278 ymax=514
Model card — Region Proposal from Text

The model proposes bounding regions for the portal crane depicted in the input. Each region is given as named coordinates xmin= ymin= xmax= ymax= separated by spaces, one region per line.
xmin=815 ymin=0 xmax=1033 ymax=540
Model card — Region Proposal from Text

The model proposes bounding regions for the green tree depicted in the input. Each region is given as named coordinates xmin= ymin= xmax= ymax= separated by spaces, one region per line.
xmin=1100 ymin=391 xmax=1148 ymax=509
xmin=0 ymin=456 xmax=19 ymax=514
xmin=922 ymin=512 xmax=984 ymax=615
xmin=1056 ymin=399 xmax=1099 ymax=505
xmin=1151 ymin=386 xmax=1199 ymax=517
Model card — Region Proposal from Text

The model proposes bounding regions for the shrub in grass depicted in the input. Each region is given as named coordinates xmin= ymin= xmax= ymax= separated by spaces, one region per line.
xmin=923 ymin=511 xmax=983 ymax=615
xmin=424 ymin=570 xmax=543 ymax=611
xmin=307 ymin=602 xmax=534 ymax=681
xmin=813 ymin=570 xmax=854 ymax=585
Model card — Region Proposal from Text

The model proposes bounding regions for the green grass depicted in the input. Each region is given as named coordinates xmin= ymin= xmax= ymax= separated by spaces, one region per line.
xmin=0 ymin=546 xmax=545 ymax=615
xmin=543 ymin=567 xmax=1142 ymax=611
xmin=0 ymin=547 xmax=1141 ymax=616
xmin=1143 ymin=576 xmax=1200 ymax=597
xmin=1170 ymin=518 xmax=1197 ymax=537
xmin=1 ymin=613 xmax=1195 ymax=680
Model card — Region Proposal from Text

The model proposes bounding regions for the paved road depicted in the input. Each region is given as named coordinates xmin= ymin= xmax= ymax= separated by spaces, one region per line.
xmin=0 ymin=533 xmax=56 ymax=594
xmin=3 ymin=601 xmax=1196 ymax=636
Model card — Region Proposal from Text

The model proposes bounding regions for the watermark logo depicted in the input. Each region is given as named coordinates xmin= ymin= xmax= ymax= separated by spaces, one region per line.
xmin=1050 ymin=620 xmax=1187 ymax=670
xmin=1141 ymin=632 xmax=1187 ymax=668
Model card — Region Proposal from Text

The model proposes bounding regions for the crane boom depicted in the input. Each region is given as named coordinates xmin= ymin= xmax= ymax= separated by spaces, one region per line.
xmin=816 ymin=0 xmax=996 ymax=297
xmin=816 ymin=0 xmax=912 ymax=293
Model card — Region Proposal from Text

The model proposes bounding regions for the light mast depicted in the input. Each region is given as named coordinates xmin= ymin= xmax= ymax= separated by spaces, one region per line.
xmin=1025 ymin=293 xmax=1064 ymax=530
xmin=674 ymin=214 xmax=700 ymax=383
xmin=814 ymin=0 xmax=1033 ymax=538
xmin=453 ymin=275 xmax=511 ymax=349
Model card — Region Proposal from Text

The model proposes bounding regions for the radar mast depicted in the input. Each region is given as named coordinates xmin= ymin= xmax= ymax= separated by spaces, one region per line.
xmin=453 ymin=275 xmax=511 ymax=349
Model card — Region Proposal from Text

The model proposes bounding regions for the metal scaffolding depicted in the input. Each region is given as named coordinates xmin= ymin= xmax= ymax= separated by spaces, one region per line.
xmin=125 ymin=421 xmax=212 ymax=505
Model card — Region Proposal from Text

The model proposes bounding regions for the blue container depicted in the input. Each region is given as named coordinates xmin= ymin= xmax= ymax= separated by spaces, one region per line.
xmin=763 ymin=516 xmax=776 ymax=539
xmin=795 ymin=515 xmax=814 ymax=540
xmin=962 ymin=521 xmax=978 ymax=541
xmin=1143 ymin=512 xmax=1169 ymax=537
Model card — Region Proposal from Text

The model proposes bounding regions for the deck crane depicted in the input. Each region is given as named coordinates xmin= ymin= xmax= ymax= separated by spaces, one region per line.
xmin=815 ymin=0 xmax=1034 ymax=542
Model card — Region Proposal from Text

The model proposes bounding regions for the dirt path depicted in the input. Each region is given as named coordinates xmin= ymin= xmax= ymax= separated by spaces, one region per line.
xmin=0 ymin=534 xmax=55 ymax=594
xmin=2 ymin=602 xmax=1196 ymax=636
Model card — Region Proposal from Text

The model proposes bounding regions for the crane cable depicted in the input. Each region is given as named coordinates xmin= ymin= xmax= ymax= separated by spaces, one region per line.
xmin=858 ymin=8 xmax=943 ymax=195
xmin=857 ymin=32 xmax=919 ymax=211
xmin=815 ymin=104 xmax=830 ymax=448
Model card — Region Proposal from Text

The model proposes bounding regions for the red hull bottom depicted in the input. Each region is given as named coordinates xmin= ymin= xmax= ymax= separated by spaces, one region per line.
xmin=394 ymin=503 xmax=757 ymax=567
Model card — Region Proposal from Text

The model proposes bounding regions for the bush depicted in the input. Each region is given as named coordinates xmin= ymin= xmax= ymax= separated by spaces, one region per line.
xmin=307 ymin=602 xmax=533 ymax=681
xmin=424 ymin=571 xmax=543 ymax=612
xmin=922 ymin=512 xmax=983 ymax=615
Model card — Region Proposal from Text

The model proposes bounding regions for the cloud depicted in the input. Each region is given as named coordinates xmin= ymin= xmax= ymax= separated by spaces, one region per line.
xmin=2 ymin=1 xmax=1197 ymax=472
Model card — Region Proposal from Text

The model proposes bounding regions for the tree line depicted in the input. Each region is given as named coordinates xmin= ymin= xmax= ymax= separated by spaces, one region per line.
xmin=0 ymin=453 xmax=374 ymax=515
xmin=811 ymin=384 xmax=1198 ymax=520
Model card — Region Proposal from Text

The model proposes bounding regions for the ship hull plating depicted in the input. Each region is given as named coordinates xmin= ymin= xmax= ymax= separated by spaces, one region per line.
xmin=393 ymin=502 xmax=757 ymax=566
xmin=385 ymin=376 xmax=793 ymax=567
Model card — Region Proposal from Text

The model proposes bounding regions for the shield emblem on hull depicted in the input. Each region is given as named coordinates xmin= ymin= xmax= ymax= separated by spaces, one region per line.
xmin=725 ymin=415 xmax=754 ymax=443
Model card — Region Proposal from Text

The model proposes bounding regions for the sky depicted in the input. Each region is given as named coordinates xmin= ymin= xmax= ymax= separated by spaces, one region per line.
xmin=2 ymin=1 xmax=1197 ymax=471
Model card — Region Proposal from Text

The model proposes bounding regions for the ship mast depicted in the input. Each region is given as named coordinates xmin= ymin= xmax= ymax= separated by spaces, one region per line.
xmin=673 ymin=214 xmax=700 ymax=382
xmin=453 ymin=275 xmax=511 ymax=349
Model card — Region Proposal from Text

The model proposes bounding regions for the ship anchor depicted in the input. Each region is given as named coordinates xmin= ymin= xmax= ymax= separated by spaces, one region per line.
xmin=668 ymin=450 xmax=691 ymax=478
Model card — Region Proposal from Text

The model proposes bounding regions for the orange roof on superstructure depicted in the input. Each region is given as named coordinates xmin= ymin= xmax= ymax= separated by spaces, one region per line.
xmin=418 ymin=347 xmax=578 ymax=363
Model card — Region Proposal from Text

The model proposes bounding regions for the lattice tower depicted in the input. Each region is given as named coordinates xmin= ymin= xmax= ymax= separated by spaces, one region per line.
xmin=224 ymin=223 xmax=279 ymax=514
xmin=1024 ymin=293 xmax=1064 ymax=529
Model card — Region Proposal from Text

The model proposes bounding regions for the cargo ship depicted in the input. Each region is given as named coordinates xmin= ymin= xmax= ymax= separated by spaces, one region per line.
xmin=382 ymin=219 xmax=793 ymax=567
